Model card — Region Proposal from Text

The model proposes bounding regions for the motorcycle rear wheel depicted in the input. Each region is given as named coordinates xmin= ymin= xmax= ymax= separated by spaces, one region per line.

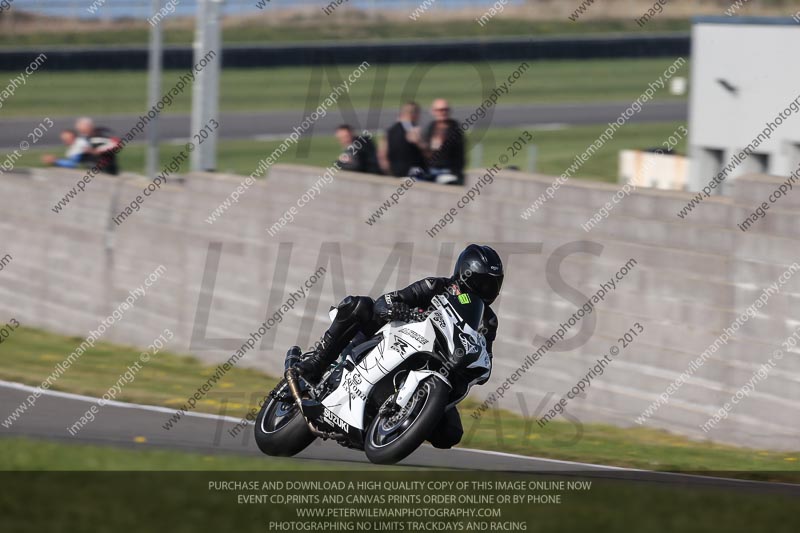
xmin=254 ymin=381 xmax=316 ymax=457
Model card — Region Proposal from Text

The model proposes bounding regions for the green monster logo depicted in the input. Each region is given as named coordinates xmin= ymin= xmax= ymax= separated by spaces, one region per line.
xmin=458 ymin=294 xmax=471 ymax=304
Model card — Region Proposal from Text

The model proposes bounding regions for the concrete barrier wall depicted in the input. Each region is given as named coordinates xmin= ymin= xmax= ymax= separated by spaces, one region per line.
xmin=0 ymin=165 xmax=798 ymax=450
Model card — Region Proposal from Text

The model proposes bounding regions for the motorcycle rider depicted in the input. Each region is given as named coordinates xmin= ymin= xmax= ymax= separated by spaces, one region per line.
xmin=294 ymin=244 xmax=503 ymax=449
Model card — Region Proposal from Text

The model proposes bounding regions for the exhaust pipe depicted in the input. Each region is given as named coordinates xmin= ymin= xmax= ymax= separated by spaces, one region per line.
xmin=284 ymin=367 xmax=346 ymax=441
xmin=283 ymin=367 xmax=305 ymax=414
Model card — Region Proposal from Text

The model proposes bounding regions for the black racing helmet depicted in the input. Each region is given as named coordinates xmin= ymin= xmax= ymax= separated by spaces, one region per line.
xmin=453 ymin=244 xmax=504 ymax=304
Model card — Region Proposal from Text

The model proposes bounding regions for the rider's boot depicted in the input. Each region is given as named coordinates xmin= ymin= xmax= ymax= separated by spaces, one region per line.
xmin=293 ymin=331 xmax=338 ymax=383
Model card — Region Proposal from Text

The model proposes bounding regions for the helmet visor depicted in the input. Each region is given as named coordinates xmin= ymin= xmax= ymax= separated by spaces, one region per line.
xmin=467 ymin=273 xmax=503 ymax=304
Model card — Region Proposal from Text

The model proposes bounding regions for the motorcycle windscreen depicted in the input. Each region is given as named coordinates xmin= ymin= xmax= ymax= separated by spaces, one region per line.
xmin=448 ymin=292 xmax=484 ymax=331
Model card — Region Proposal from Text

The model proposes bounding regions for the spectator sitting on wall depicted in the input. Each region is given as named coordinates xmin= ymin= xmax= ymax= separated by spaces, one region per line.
xmin=41 ymin=129 xmax=91 ymax=169
xmin=75 ymin=117 xmax=121 ymax=175
xmin=423 ymin=98 xmax=465 ymax=185
xmin=335 ymin=125 xmax=381 ymax=174
xmin=379 ymin=102 xmax=427 ymax=178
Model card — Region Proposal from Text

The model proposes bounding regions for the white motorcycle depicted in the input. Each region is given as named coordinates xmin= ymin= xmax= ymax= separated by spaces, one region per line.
xmin=254 ymin=291 xmax=491 ymax=464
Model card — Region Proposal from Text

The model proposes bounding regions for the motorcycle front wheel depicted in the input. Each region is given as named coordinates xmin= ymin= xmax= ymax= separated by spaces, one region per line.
xmin=364 ymin=378 xmax=449 ymax=465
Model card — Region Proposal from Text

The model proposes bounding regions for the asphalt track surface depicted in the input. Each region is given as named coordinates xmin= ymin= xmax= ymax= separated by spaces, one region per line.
xmin=0 ymin=101 xmax=687 ymax=150
xmin=2 ymin=380 xmax=799 ymax=495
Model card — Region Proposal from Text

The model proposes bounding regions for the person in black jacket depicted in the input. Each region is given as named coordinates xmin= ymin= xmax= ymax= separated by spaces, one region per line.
xmin=423 ymin=99 xmax=465 ymax=185
xmin=294 ymin=244 xmax=504 ymax=449
xmin=379 ymin=102 xmax=428 ymax=178
xmin=335 ymin=125 xmax=381 ymax=175
xmin=75 ymin=117 xmax=120 ymax=175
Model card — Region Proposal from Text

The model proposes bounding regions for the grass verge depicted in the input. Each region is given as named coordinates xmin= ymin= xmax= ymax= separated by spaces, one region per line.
xmin=0 ymin=58 xmax=688 ymax=117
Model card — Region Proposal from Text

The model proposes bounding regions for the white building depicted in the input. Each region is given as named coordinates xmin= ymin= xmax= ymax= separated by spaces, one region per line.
xmin=688 ymin=17 xmax=800 ymax=194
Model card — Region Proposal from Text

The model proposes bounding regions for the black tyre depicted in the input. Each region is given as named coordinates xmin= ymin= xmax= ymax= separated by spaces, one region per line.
xmin=254 ymin=382 xmax=316 ymax=457
xmin=364 ymin=377 xmax=449 ymax=465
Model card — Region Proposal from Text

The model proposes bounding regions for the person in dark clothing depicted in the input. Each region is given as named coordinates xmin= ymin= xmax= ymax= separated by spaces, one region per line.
xmin=379 ymin=102 xmax=427 ymax=178
xmin=75 ymin=117 xmax=120 ymax=175
xmin=86 ymin=127 xmax=121 ymax=175
xmin=335 ymin=125 xmax=381 ymax=175
xmin=294 ymin=244 xmax=504 ymax=449
xmin=423 ymin=99 xmax=465 ymax=185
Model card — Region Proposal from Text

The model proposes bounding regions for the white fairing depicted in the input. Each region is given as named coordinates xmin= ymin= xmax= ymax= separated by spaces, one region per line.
xmin=395 ymin=370 xmax=450 ymax=409
xmin=434 ymin=294 xmax=491 ymax=407
xmin=321 ymin=295 xmax=491 ymax=430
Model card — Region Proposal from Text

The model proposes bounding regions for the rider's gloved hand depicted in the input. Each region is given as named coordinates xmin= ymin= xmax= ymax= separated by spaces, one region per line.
xmin=405 ymin=308 xmax=428 ymax=323
xmin=394 ymin=304 xmax=429 ymax=323
xmin=374 ymin=294 xmax=410 ymax=322
xmin=388 ymin=301 xmax=412 ymax=321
